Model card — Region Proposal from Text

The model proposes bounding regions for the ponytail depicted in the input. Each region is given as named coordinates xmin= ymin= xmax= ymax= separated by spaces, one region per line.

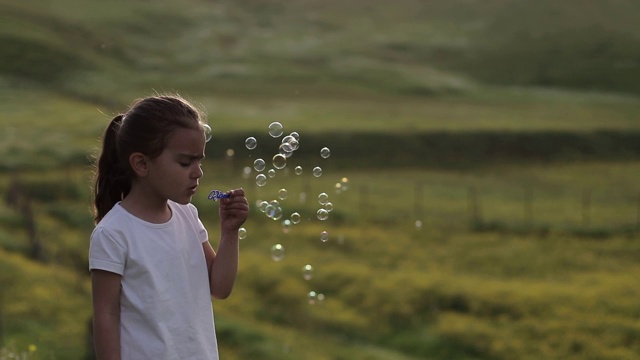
xmin=93 ymin=115 xmax=130 ymax=223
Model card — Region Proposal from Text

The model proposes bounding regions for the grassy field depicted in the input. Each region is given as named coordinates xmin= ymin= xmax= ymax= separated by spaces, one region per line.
xmin=1 ymin=0 xmax=640 ymax=359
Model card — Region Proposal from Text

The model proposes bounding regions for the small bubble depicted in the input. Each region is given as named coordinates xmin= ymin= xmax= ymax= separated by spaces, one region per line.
xmin=303 ymin=264 xmax=313 ymax=280
xmin=320 ymin=147 xmax=330 ymax=159
xmin=266 ymin=200 xmax=283 ymax=220
xmin=226 ymin=149 xmax=234 ymax=158
xmin=271 ymin=244 xmax=285 ymax=261
xmin=317 ymin=293 xmax=325 ymax=303
xmin=290 ymin=212 xmax=301 ymax=224
xmin=320 ymin=230 xmax=329 ymax=242
xmin=267 ymin=169 xmax=276 ymax=178
xmin=317 ymin=192 xmax=329 ymax=205
xmin=254 ymin=158 xmax=266 ymax=172
xmin=256 ymin=174 xmax=267 ymax=187
xmin=341 ymin=177 xmax=349 ymax=191
xmin=415 ymin=220 xmax=423 ymax=230
xmin=245 ymin=136 xmax=257 ymax=150
xmin=294 ymin=166 xmax=303 ymax=175
xmin=288 ymin=138 xmax=299 ymax=151
xmin=282 ymin=219 xmax=292 ymax=233
xmin=313 ymin=167 xmax=323 ymax=177
xmin=289 ymin=131 xmax=300 ymax=140
xmin=324 ymin=202 xmax=333 ymax=212
xmin=299 ymin=192 xmax=307 ymax=203
xmin=268 ymin=122 xmax=284 ymax=138
xmin=317 ymin=209 xmax=329 ymax=221
xmin=272 ymin=154 xmax=287 ymax=169
xmin=258 ymin=200 xmax=269 ymax=212
xmin=238 ymin=227 xmax=247 ymax=239
xmin=308 ymin=290 xmax=317 ymax=305
xmin=282 ymin=135 xmax=295 ymax=144
xmin=278 ymin=188 xmax=288 ymax=200
xmin=242 ymin=166 xmax=252 ymax=179
xmin=280 ymin=142 xmax=294 ymax=153
xmin=203 ymin=124 xmax=212 ymax=142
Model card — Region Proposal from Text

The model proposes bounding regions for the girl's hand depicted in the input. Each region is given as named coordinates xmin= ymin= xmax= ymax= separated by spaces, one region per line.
xmin=218 ymin=188 xmax=249 ymax=233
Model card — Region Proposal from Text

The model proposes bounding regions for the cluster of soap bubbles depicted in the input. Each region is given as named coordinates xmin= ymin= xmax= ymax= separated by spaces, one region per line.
xmin=236 ymin=121 xmax=348 ymax=306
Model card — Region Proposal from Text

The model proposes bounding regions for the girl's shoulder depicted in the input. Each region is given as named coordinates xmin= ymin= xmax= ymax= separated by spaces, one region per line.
xmin=168 ymin=200 xmax=201 ymax=220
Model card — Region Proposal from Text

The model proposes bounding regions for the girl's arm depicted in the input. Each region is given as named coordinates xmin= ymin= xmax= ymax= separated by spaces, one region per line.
xmin=91 ymin=269 xmax=122 ymax=360
xmin=204 ymin=188 xmax=248 ymax=299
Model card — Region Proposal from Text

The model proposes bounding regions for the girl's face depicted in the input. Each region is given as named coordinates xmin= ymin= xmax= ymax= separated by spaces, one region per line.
xmin=146 ymin=126 xmax=206 ymax=205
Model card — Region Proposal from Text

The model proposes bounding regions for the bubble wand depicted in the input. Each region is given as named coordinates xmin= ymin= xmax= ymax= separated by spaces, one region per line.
xmin=208 ymin=190 xmax=230 ymax=201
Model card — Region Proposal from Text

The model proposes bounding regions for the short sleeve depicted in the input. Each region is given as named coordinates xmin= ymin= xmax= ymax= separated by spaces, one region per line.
xmin=187 ymin=203 xmax=208 ymax=243
xmin=89 ymin=227 xmax=127 ymax=275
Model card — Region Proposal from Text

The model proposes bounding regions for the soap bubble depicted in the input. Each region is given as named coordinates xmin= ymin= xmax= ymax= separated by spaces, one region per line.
xmin=317 ymin=192 xmax=329 ymax=205
xmin=268 ymin=122 xmax=284 ymax=138
xmin=258 ymin=200 xmax=269 ymax=213
xmin=341 ymin=177 xmax=349 ymax=191
xmin=282 ymin=219 xmax=292 ymax=234
xmin=289 ymin=131 xmax=300 ymax=140
xmin=317 ymin=209 xmax=329 ymax=221
xmin=267 ymin=169 xmax=276 ymax=178
xmin=320 ymin=230 xmax=329 ymax=242
xmin=290 ymin=212 xmax=301 ymax=224
xmin=256 ymin=174 xmax=267 ymax=187
xmin=203 ymin=124 xmax=212 ymax=142
xmin=245 ymin=137 xmax=257 ymax=150
xmin=282 ymin=135 xmax=295 ymax=145
xmin=320 ymin=147 xmax=330 ymax=159
xmin=280 ymin=142 xmax=294 ymax=153
xmin=242 ymin=166 xmax=252 ymax=179
xmin=254 ymin=158 xmax=266 ymax=172
xmin=271 ymin=244 xmax=285 ymax=261
xmin=312 ymin=167 xmax=323 ymax=177
xmin=238 ymin=227 xmax=247 ymax=239
xmin=303 ymin=264 xmax=313 ymax=280
xmin=415 ymin=220 xmax=423 ymax=230
xmin=324 ymin=202 xmax=333 ymax=212
xmin=294 ymin=166 xmax=303 ymax=175
xmin=308 ymin=291 xmax=317 ymax=305
xmin=266 ymin=200 xmax=283 ymax=220
xmin=278 ymin=188 xmax=288 ymax=200
xmin=272 ymin=154 xmax=287 ymax=169
xmin=317 ymin=293 xmax=325 ymax=304
xmin=288 ymin=138 xmax=299 ymax=151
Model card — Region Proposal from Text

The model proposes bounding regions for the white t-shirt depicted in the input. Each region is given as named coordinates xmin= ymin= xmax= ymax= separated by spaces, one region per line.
xmin=89 ymin=201 xmax=218 ymax=360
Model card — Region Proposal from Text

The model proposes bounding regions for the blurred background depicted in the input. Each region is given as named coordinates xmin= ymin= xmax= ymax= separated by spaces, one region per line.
xmin=1 ymin=0 xmax=639 ymax=359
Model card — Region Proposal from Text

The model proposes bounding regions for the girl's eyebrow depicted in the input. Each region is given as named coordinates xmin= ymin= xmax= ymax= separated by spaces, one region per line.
xmin=176 ymin=153 xmax=205 ymax=160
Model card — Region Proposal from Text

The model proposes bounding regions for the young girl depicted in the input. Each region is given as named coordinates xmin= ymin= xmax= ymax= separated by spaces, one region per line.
xmin=89 ymin=95 xmax=249 ymax=360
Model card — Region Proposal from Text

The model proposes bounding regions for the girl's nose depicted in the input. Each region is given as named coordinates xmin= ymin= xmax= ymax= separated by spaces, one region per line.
xmin=193 ymin=164 xmax=203 ymax=179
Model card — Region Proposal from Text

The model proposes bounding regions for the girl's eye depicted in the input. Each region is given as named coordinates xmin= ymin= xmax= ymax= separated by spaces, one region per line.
xmin=180 ymin=162 xmax=190 ymax=167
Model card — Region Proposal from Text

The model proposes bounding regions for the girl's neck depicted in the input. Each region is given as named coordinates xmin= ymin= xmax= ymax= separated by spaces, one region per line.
xmin=120 ymin=187 xmax=172 ymax=224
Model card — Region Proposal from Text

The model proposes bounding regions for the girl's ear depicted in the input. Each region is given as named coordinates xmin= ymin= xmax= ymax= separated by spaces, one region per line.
xmin=129 ymin=152 xmax=149 ymax=177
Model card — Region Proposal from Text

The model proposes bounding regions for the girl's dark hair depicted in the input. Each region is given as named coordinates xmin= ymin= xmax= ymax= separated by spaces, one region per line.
xmin=92 ymin=95 xmax=205 ymax=223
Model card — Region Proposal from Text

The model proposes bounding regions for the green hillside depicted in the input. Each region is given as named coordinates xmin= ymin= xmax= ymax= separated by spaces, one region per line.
xmin=1 ymin=0 xmax=640 ymax=359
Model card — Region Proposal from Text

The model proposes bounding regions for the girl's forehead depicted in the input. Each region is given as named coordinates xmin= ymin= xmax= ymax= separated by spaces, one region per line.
xmin=165 ymin=127 xmax=206 ymax=153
